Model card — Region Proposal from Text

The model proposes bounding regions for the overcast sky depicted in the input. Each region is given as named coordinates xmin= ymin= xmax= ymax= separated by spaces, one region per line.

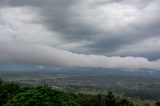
xmin=0 ymin=0 xmax=160 ymax=70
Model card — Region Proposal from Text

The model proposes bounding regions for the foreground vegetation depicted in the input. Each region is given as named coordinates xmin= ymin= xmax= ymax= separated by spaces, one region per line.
xmin=0 ymin=79 xmax=160 ymax=106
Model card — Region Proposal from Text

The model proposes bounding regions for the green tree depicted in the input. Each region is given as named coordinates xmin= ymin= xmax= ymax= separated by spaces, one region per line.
xmin=5 ymin=85 xmax=78 ymax=106
xmin=155 ymin=101 xmax=160 ymax=106
xmin=105 ymin=91 xmax=116 ymax=106
xmin=117 ymin=98 xmax=134 ymax=106
xmin=0 ymin=78 xmax=2 ymax=84
xmin=0 ymin=81 xmax=21 ymax=105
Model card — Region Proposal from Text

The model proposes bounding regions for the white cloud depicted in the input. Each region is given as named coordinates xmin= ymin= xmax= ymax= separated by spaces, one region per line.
xmin=0 ymin=44 xmax=160 ymax=70
xmin=77 ymin=0 xmax=160 ymax=33
xmin=0 ymin=7 xmax=61 ymax=46
xmin=0 ymin=35 xmax=13 ymax=44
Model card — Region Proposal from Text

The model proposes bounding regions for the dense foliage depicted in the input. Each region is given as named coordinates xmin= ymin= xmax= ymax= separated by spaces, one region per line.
xmin=0 ymin=79 xmax=158 ymax=106
xmin=0 ymin=79 xmax=22 ymax=105
xmin=5 ymin=85 xmax=78 ymax=106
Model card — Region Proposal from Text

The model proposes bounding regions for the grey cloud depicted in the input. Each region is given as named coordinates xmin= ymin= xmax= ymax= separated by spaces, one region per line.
xmin=0 ymin=0 xmax=160 ymax=60
xmin=0 ymin=0 xmax=75 ymax=7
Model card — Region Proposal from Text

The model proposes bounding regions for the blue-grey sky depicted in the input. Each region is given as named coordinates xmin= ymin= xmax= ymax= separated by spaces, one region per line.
xmin=0 ymin=0 xmax=160 ymax=70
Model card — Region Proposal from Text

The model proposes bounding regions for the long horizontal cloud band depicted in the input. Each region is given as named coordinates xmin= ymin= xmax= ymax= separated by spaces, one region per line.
xmin=0 ymin=44 xmax=160 ymax=70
